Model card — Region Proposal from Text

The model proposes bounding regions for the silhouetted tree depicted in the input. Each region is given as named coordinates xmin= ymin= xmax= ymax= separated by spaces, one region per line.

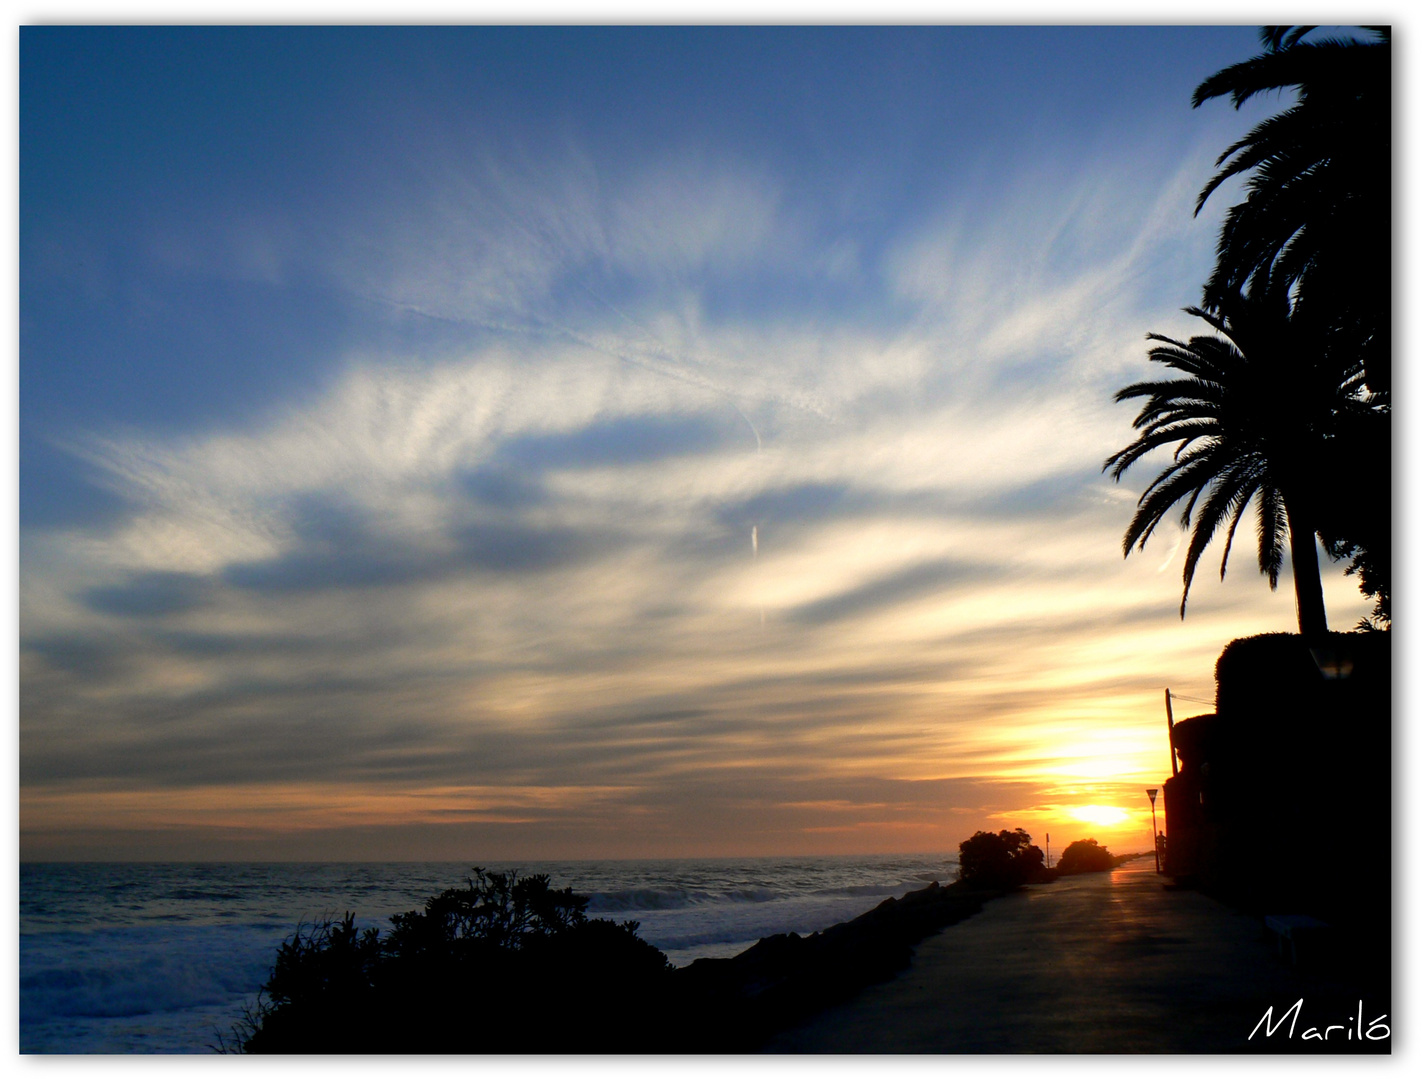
xmin=1104 ymin=284 xmax=1377 ymax=638
xmin=957 ymin=828 xmax=1045 ymax=888
xmin=1193 ymin=26 xmax=1390 ymax=398
xmin=1172 ymin=26 xmax=1392 ymax=624
xmin=1056 ymin=838 xmax=1115 ymax=875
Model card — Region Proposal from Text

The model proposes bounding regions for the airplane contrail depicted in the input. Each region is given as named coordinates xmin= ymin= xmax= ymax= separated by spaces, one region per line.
xmin=1156 ymin=531 xmax=1184 ymax=573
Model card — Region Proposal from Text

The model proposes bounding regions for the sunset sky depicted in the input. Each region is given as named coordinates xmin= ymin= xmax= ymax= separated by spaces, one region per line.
xmin=19 ymin=25 xmax=1379 ymax=862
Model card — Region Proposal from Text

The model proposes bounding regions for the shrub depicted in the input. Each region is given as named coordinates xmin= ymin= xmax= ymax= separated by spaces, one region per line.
xmin=956 ymin=828 xmax=1046 ymax=888
xmin=1056 ymin=838 xmax=1115 ymax=875
xmin=236 ymin=868 xmax=674 ymax=1053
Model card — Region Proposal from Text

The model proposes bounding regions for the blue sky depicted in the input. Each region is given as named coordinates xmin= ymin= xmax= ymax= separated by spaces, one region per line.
xmin=19 ymin=25 xmax=1380 ymax=859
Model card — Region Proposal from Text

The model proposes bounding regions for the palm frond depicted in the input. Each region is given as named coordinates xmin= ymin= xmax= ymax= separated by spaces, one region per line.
xmin=1217 ymin=482 xmax=1257 ymax=580
xmin=1105 ymin=289 xmax=1362 ymax=632
xmin=1121 ymin=448 xmax=1230 ymax=554
xmin=1255 ymin=485 xmax=1288 ymax=587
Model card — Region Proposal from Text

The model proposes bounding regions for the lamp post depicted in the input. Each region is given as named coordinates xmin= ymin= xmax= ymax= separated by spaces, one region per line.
xmin=1146 ymin=788 xmax=1160 ymax=873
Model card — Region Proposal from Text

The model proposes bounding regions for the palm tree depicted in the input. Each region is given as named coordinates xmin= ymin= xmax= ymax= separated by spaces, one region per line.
xmin=1103 ymin=287 xmax=1369 ymax=638
xmin=1193 ymin=26 xmax=1390 ymax=397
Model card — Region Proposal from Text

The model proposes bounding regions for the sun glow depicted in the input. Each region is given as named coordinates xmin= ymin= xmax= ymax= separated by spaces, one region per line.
xmin=1069 ymin=805 xmax=1130 ymax=827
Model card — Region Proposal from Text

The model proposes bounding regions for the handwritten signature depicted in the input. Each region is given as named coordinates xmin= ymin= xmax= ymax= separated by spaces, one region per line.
xmin=1249 ymin=998 xmax=1389 ymax=1043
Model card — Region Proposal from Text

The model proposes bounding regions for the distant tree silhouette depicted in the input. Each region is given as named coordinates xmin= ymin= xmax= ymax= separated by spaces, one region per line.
xmin=1103 ymin=284 xmax=1378 ymax=638
xmin=1056 ymin=838 xmax=1115 ymax=875
xmin=1193 ymin=26 xmax=1390 ymax=398
xmin=957 ymin=828 xmax=1045 ymax=888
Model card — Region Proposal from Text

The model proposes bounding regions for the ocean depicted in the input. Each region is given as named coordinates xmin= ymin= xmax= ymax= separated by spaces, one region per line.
xmin=19 ymin=854 xmax=958 ymax=1054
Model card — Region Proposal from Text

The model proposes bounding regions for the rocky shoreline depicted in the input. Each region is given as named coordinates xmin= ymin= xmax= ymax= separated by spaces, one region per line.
xmin=667 ymin=876 xmax=1006 ymax=1051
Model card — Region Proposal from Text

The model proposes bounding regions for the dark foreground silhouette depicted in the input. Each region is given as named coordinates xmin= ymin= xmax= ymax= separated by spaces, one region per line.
xmin=1164 ymin=631 xmax=1390 ymax=991
xmin=232 ymin=866 xmax=1003 ymax=1053
xmin=955 ymin=828 xmax=1134 ymax=883
xmin=1055 ymin=839 xmax=1115 ymax=875
xmin=955 ymin=828 xmax=1050 ymax=888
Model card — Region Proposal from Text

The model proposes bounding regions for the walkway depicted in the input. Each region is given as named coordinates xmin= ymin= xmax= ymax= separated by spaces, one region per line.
xmin=766 ymin=858 xmax=1389 ymax=1053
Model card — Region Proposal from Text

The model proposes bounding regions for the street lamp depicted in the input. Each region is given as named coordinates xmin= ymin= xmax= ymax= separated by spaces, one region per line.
xmin=1309 ymin=646 xmax=1354 ymax=680
xmin=1146 ymin=788 xmax=1160 ymax=873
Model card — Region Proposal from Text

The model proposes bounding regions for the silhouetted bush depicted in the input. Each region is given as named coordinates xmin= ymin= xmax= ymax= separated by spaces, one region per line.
xmin=232 ymin=861 xmax=1023 ymax=1053
xmin=237 ymin=868 xmax=675 ymax=1053
xmin=956 ymin=828 xmax=1046 ymax=888
xmin=1056 ymin=838 xmax=1115 ymax=875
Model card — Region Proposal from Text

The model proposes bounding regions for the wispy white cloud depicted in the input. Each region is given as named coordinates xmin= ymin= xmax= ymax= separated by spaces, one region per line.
xmin=317 ymin=147 xmax=795 ymax=329
xmin=20 ymin=130 xmax=1373 ymax=859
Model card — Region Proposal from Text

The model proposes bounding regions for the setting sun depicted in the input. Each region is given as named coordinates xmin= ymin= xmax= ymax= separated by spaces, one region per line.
xmin=1069 ymin=805 xmax=1131 ymax=828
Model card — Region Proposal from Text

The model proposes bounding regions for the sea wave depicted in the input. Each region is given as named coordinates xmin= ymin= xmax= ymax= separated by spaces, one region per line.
xmin=809 ymin=879 xmax=930 ymax=898
xmin=161 ymin=889 xmax=246 ymax=902
xmin=586 ymin=884 xmax=785 ymax=912
xmin=20 ymin=926 xmax=275 ymax=1026
xmin=586 ymin=887 xmax=698 ymax=912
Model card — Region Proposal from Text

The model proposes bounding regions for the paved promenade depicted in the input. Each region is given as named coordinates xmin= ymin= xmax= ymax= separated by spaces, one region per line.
xmin=767 ymin=858 xmax=1390 ymax=1053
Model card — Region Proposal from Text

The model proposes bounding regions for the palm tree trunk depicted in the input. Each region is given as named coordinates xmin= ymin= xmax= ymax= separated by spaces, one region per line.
xmin=1285 ymin=501 xmax=1328 ymax=639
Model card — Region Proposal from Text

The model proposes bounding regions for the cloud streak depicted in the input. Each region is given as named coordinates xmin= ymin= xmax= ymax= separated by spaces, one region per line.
xmin=20 ymin=39 xmax=1371 ymax=858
